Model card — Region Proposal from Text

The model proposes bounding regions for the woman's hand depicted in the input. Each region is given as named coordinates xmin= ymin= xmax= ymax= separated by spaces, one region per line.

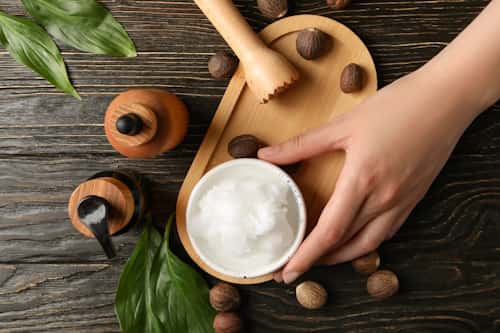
xmin=258 ymin=67 xmax=482 ymax=284
xmin=260 ymin=0 xmax=500 ymax=284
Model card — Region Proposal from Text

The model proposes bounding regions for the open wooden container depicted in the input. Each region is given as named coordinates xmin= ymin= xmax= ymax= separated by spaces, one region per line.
xmin=177 ymin=15 xmax=377 ymax=284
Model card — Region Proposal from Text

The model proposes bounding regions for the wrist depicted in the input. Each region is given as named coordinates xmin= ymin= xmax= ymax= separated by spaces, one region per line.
xmin=415 ymin=56 xmax=494 ymax=125
xmin=416 ymin=0 xmax=500 ymax=119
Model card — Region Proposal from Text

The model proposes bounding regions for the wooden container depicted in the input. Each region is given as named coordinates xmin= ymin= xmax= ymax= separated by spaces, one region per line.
xmin=68 ymin=170 xmax=147 ymax=238
xmin=177 ymin=15 xmax=378 ymax=284
xmin=105 ymin=89 xmax=189 ymax=158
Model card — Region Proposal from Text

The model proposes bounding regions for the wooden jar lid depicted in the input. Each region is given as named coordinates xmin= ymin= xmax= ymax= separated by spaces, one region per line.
xmin=68 ymin=177 xmax=135 ymax=238
xmin=105 ymin=89 xmax=189 ymax=158
xmin=109 ymin=103 xmax=158 ymax=147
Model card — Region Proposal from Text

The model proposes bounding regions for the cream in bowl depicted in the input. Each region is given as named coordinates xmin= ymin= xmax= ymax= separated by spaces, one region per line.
xmin=186 ymin=159 xmax=306 ymax=279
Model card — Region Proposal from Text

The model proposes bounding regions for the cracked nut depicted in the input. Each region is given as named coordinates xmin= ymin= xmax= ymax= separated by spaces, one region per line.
xmin=228 ymin=134 xmax=264 ymax=159
xmin=296 ymin=28 xmax=329 ymax=60
xmin=208 ymin=51 xmax=238 ymax=79
xmin=326 ymin=0 xmax=352 ymax=10
xmin=296 ymin=281 xmax=328 ymax=309
xmin=257 ymin=0 xmax=288 ymax=19
xmin=340 ymin=63 xmax=364 ymax=93
xmin=367 ymin=270 xmax=399 ymax=300
xmin=210 ymin=282 xmax=241 ymax=312
xmin=352 ymin=251 xmax=380 ymax=275
xmin=214 ymin=312 xmax=241 ymax=333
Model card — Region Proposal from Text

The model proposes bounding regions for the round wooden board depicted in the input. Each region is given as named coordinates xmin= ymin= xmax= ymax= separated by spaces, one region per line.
xmin=176 ymin=15 xmax=378 ymax=284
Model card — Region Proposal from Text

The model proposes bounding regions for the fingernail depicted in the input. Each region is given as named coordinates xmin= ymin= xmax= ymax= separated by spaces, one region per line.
xmin=259 ymin=146 xmax=277 ymax=158
xmin=273 ymin=272 xmax=283 ymax=283
xmin=283 ymin=271 xmax=300 ymax=284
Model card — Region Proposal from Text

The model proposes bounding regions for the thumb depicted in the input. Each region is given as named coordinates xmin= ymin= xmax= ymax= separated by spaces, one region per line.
xmin=258 ymin=119 xmax=348 ymax=165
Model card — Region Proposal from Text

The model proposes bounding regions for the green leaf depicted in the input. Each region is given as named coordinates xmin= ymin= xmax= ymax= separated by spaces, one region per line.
xmin=115 ymin=216 xmax=215 ymax=333
xmin=21 ymin=0 xmax=137 ymax=58
xmin=115 ymin=218 xmax=168 ymax=333
xmin=0 ymin=11 xmax=79 ymax=99
xmin=153 ymin=215 xmax=216 ymax=333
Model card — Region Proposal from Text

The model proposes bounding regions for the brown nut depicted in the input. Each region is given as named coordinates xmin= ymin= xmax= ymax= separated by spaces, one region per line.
xmin=257 ymin=0 xmax=288 ymax=19
xmin=208 ymin=51 xmax=239 ymax=79
xmin=326 ymin=0 xmax=352 ymax=9
xmin=214 ymin=312 xmax=241 ymax=333
xmin=228 ymin=134 xmax=263 ymax=159
xmin=209 ymin=282 xmax=241 ymax=312
xmin=296 ymin=281 xmax=328 ymax=309
xmin=340 ymin=63 xmax=364 ymax=93
xmin=352 ymin=251 xmax=380 ymax=275
xmin=367 ymin=270 xmax=399 ymax=300
xmin=296 ymin=28 xmax=329 ymax=60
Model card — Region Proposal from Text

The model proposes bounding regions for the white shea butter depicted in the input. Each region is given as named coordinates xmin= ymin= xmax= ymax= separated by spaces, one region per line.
xmin=189 ymin=175 xmax=297 ymax=275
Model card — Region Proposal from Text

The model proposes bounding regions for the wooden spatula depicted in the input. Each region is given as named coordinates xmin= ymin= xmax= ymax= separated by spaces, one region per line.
xmin=194 ymin=0 xmax=299 ymax=103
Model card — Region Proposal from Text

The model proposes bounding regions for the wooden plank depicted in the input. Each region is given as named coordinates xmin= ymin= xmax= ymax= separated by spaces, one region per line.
xmin=0 ymin=263 xmax=121 ymax=333
xmin=0 ymin=258 xmax=498 ymax=332
xmin=0 ymin=0 xmax=485 ymax=99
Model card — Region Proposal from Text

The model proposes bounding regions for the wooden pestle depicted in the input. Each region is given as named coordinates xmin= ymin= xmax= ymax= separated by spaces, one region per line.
xmin=194 ymin=0 xmax=299 ymax=103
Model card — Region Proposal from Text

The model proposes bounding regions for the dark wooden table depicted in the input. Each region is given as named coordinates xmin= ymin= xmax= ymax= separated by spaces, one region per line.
xmin=1 ymin=1 xmax=499 ymax=332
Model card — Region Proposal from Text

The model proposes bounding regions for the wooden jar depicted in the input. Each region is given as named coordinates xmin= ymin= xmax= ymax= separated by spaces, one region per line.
xmin=68 ymin=170 xmax=147 ymax=239
xmin=105 ymin=89 xmax=189 ymax=158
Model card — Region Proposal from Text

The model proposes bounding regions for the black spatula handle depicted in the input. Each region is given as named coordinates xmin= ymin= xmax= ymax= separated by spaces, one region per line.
xmin=77 ymin=196 xmax=116 ymax=259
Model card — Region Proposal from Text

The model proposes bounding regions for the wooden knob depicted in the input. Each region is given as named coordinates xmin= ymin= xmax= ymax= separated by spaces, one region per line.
xmin=68 ymin=177 xmax=135 ymax=238
xmin=116 ymin=113 xmax=143 ymax=135
xmin=105 ymin=89 xmax=189 ymax=158
xmin=108 ymin=103 xmax=158 ymax=147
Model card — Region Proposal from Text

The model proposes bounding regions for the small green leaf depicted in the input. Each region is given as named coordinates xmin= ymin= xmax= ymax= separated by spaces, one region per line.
xmin=22 ymin=0 xmax=137 ymax=57
xmin=115 ymin=216 xmax=215 ymax=333
xmin=0 ymin=11 xmax=79 ymax=99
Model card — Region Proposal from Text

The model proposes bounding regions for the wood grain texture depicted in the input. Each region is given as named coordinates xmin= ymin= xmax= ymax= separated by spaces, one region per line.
xmin=0 ymin=0 xmax=499 ymax=332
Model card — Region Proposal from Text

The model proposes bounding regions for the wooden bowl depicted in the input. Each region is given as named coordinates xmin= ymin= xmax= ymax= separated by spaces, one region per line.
xmin=177 ymin=15 xmax=378 ymax=284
